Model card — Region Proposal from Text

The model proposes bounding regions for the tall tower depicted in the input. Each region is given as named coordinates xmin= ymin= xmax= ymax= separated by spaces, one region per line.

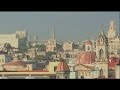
xmin=108 ymin=20 xmax=116 ymax=40
xmin=96 ymin=26 xmax=109 ymax=78
xmin=51 ymin=27 xmax=55 ymax=39
xmin=46 ymin=27 xmax=57 ymax=52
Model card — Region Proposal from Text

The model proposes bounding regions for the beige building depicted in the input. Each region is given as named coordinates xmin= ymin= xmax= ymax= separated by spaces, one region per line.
xmin=0 ymin=30 xmax=27 ymax=50
xmin=63 ymin=41 xmax=73 ymax=51
xmin=0 ymin=54 xmax=12 ymax=66
xmin=0 ymin=34 xmax=19 ymax=48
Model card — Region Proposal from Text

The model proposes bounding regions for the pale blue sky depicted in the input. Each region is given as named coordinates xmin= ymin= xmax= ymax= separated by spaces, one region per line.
xmin=0 ymin=12 xmax=119 ymax=41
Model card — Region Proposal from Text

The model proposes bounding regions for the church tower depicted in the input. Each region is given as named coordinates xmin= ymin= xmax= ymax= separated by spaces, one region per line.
xmin=96 ymin=26 xmax=109 ymax=78
xmin=108 ymin=20 xmax=116 ymax=40
xmin=46 ymin=27 xmax=57 ymax=52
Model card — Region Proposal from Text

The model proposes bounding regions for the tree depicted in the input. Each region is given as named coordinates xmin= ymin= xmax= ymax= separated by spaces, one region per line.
xmin=46 ymin=51 xmax=56 ymax=57
xmin=56 ymin=44 xmax=63 ymax=51
xmin=35 ymin=44 xmax=46 ymax=51
xmin=35 ymin=55 xmax=45 ymax=60
xmin=4 ymin=43 xmax=12 ymax=52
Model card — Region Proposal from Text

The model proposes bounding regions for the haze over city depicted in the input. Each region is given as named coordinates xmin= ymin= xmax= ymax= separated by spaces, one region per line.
xmin=0 ymin=12 xmax=119 ymax=41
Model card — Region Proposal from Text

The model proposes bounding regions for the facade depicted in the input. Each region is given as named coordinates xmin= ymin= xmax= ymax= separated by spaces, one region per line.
xmin=63 ymin=41 xmax=73 ymax=51
xmin=108 ymin=20 xmax=120 ymax=55
xmin=96 ymin=29 xmax=109 ymax=78
xmin=0 ymin=54 xmax=12 ymax=65
xmin=0 ymin=30 xmax=28 ymax=50
xmin=26 ymin=48 xmax=37 ymax=59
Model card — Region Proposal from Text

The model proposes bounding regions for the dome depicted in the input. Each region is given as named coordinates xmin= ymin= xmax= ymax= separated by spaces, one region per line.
xmin=56 ymin=60 xmax=70 ymax=72
xmin=3 ymin=60 xmax=27 ymax=67
xmin=84 ymin=40 xmax=92 ymax=45
xmin=77 ymin=51 xmax=96 ymax=64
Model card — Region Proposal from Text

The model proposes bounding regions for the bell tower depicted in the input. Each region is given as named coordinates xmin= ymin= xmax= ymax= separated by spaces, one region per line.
xmin=96 ymin=26 xmax=109 ymax=78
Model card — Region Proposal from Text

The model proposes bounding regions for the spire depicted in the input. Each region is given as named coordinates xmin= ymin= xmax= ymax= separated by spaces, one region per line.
xmin=52 ymin=27 xmax=55 ymax=39
xmin=100 ymin=25 xmax=104 ymax=35
xmin=110 ymin=20 xmax=115 ymax=31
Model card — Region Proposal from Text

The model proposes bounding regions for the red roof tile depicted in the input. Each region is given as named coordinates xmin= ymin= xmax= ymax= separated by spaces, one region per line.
xmin=4 ymin=60 xmax=27 ymax=67
xmin=56 ymin=60 xmax=70 ymax=72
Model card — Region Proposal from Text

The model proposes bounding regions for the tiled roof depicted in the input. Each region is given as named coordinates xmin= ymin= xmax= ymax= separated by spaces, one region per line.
xmin=56 ymin=60 xmax=70 ymax=72
xmin=3 ymin=60 xmax=27 ymax=67
xmin=77 ymin=51 xmax=96 ymax=64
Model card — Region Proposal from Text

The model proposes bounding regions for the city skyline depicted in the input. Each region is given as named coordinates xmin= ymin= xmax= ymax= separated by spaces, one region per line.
xmin=0 ymin=12 xmax=119 ymax=41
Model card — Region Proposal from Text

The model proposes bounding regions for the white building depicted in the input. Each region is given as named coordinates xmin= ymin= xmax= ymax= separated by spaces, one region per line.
xmin=0 ymin=30 xmax=28 ymax=50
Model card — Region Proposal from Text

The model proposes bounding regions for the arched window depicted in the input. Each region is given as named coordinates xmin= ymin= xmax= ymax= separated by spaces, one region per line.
xmin=100 ymin=38 xmax=104 ymax=44
xmin=100 ymin=38 xmax=103 ymax=42
xmin=99 ymin=49 xmax=104 ymax=59
xmin=99 ymin=69 xmax=103 ymax=78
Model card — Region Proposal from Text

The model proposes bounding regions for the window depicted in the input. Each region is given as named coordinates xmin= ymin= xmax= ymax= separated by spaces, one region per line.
xmin=54 ymin=66 xmax=57 ymax=71
xmin=89 ymin=72 xmax=91 ymax=76
xmin=86 ymin=72 xmax=87 ymax=76
xmin=99 ymin=49 xmax=103 ymax=59
xmin=100 ymin=38 xmax=103 ymax=42
xmin=88 ymin=46 xmax=90 ymax=50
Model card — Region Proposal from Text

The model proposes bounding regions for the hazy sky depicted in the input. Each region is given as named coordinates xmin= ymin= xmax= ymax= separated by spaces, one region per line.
xmin=0 ymin=12 xmax=119 ymax=41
